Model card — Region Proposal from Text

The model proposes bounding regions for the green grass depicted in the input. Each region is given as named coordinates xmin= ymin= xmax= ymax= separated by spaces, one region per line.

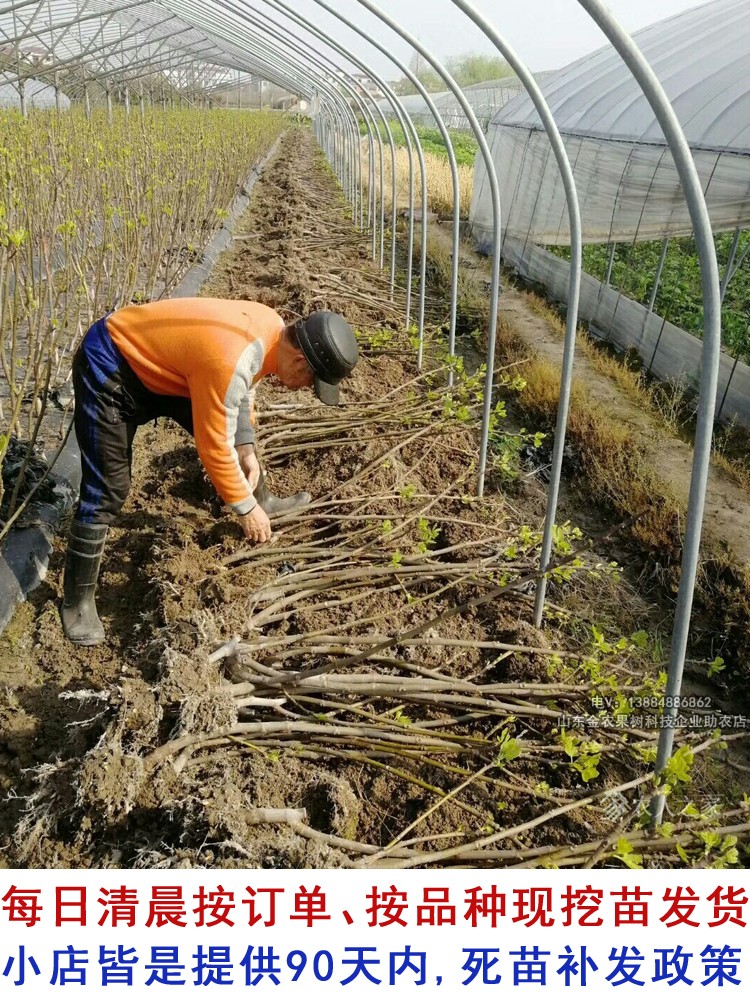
xmin=551 ymin=233 xmax=750 ymax=364
xmin=360 ymin=119 xmax=478 ymax=168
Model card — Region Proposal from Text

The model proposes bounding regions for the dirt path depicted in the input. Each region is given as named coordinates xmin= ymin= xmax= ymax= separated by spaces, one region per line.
xmin=432 ymin=226 xmax=750 ymax=572
xmin=504 ymin=290 xmax=750 ymax=569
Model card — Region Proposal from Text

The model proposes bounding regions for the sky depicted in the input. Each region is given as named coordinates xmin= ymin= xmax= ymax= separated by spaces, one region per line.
xmin=267 ymin=0 xmax=711 ymax=81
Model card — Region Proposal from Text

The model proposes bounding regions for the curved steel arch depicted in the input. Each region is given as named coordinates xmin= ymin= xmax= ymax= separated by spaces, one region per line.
xmin=572 ymin=0 xmax=721 ymax=827
xmin=443 ymin=1 xmax=585 ymax=628
xmin=197 ymin=0 xmax=395 ymax=282
xmin=351 ymin=0 xmax=502 ymax=490
xmin=0 ymin=1 xmax=724 ymax=820
xmin=253 ymin=0 xmax=425 ymax=308
xmin=196 ymin=0 xmax=388 ymax=264
xmin=162 ymin=0 xmax=369 ymax=224
xmin=0 ymin=0 xmax=311 ymax=109
xmin=305 ymin=0 xmax=461 ymax=378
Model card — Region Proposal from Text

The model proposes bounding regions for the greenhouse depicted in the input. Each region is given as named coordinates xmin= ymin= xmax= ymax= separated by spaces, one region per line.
xmin=0 ymin=71 xmax=68 ymax=108
xmin=378 ymin=75 xmax=549 ymax=130
xmin=471 ymin=0 xmax=750 ymax=425
xmin=0 ymin=0 xmax=749 ymax=874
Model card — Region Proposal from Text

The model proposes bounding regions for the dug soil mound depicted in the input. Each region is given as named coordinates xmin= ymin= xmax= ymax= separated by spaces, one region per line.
xmin=1 ymin=130 xmax=748 ymax=870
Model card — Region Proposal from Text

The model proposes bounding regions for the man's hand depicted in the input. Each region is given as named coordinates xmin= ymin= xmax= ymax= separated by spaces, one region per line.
xmin=236 ymin=443 xmax=261 ymax=493
xmin=239 ymin=505 xmax=272 ymax=545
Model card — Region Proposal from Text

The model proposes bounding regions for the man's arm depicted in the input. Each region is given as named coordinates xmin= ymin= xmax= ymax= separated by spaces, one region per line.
xmin=185 ymin=326 xmax=278 ymax=543
xmin=187 ymin=368 xmax=270 ymax=542
xmin=188 ymin=372 xmax=256 ymax=512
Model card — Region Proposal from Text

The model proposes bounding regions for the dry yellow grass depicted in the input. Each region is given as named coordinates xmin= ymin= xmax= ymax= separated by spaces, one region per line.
xmin=362 ymin=143 xmax=474 ymax=219
xmin=520 ymin=292 xmax=654 ymax=407
xmin=420 ymin=236 xmax=670 ymax=531
xmin=713 ymin=442 xmax=750 ymax=492
xmin=423 ymin=234 xmax=750 ymax=670
xmin=521 ymin=290 xmax=750 ymax=490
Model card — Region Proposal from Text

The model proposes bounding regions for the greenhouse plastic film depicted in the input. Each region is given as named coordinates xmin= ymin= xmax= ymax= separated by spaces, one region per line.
xmin=472 ymin=130 xmax=750 ymax=246
xmin=469 ymin=0 xmax=750 ymax=430
xmin=471 ymin=0 xmax=750 ymax=244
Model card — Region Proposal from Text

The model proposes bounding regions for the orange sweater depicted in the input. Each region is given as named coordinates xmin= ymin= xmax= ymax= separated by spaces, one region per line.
xmin=107 ymin=298 xmax=284 ymax=515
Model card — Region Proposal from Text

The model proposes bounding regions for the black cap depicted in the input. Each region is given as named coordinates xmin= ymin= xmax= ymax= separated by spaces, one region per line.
xmin=295 ymin=311 xmax=359 ymax=406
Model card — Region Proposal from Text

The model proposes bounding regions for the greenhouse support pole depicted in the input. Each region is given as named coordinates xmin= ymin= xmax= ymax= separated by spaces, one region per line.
xmin=720 ymin=227 xmax=741 ymax=305
xmin=604 ymin=242 xmax=616 ymax=286
xmin=322 ymin=95 xmax=342 ymax=181
xmin=320 ymin=83 xmax=361 ymax=228
xmin=441 ymin=1 xmax=583 ymax=629
xmin=119 ymin=25 xmax=130 ymax=118
xmin=646 ymin=237 xmax=670 ymax=315
xmin=321 ymin=73 xmax=383 ymax=261
xmin=575 ymin=0 xmax=722 ymax=829
xmin=200 ymin=12 xmax=361 ymax=227
xmin=342 ymin=99 xmax=354 ymax=205
xmin=322 ymin=78 xmax=385 ymax=263
xmin=319 ymin=111 xmax=331 ymax=164
xmin=277 ymin=71 xmax=351 ymax=200
xmin=333 ymin=105 xmax=345 ymax=186
xmin=339 ymin=100 xmax=358 ymax=210
xmin=281 ymin=55 xmax=386 ymax=257
xmin=242 ymin=38 xmax=363 ymax=231
xmin=10 ymin=2 xmax=26 ymax=117
xmin=716 ymin=356 xmax=740 ymax=423
xmin=354 ymin=0 xmax=502 ymax=389
xmin=231 ymin=0 xmax=406 ymax=309
xmin=46 ymin=0 xmax=62 ymax=113
xmin=338 ymin=99 xmax=357 ymax=217
xmin=89 ymin=51 xmax=204 ymax=104
xmin=172 ymin=19 xmax=324 ymax=149
xmin=314 ymin=0 xmax=468 ymax=352
xmin=275 ymin=7 xmax=402 ymax=278
xmin=260 ymin=0 xmax=414 ymax=295
xmin=310 ymin=0 xmax=459 ymax=361
xmin=308 ymin=1 xmax=454 ymax=340
xmin=323 ymin=89 xmax=344 ymax=185
xmin=341 ymin=87 xmax=381 ymax=257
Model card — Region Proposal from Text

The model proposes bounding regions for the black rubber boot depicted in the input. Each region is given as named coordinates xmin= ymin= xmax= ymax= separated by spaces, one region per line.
xmin=254 ymin=468 xmax=311 ymax=516
xmin=60 ymin=520 xmax=109 ymax=646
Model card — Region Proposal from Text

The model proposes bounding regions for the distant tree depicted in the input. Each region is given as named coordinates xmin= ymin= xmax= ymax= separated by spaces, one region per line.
xmin=393 ymin=50 xmax=513 ymax=96
xmin=393 ymin=48 xmax=442 ymax=95
xmin=446 ymin=52 xmax=514 ymax=87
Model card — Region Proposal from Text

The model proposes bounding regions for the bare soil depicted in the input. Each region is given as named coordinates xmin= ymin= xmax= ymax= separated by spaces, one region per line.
xmin=1 ymin=130 xmax=747 ymax=870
